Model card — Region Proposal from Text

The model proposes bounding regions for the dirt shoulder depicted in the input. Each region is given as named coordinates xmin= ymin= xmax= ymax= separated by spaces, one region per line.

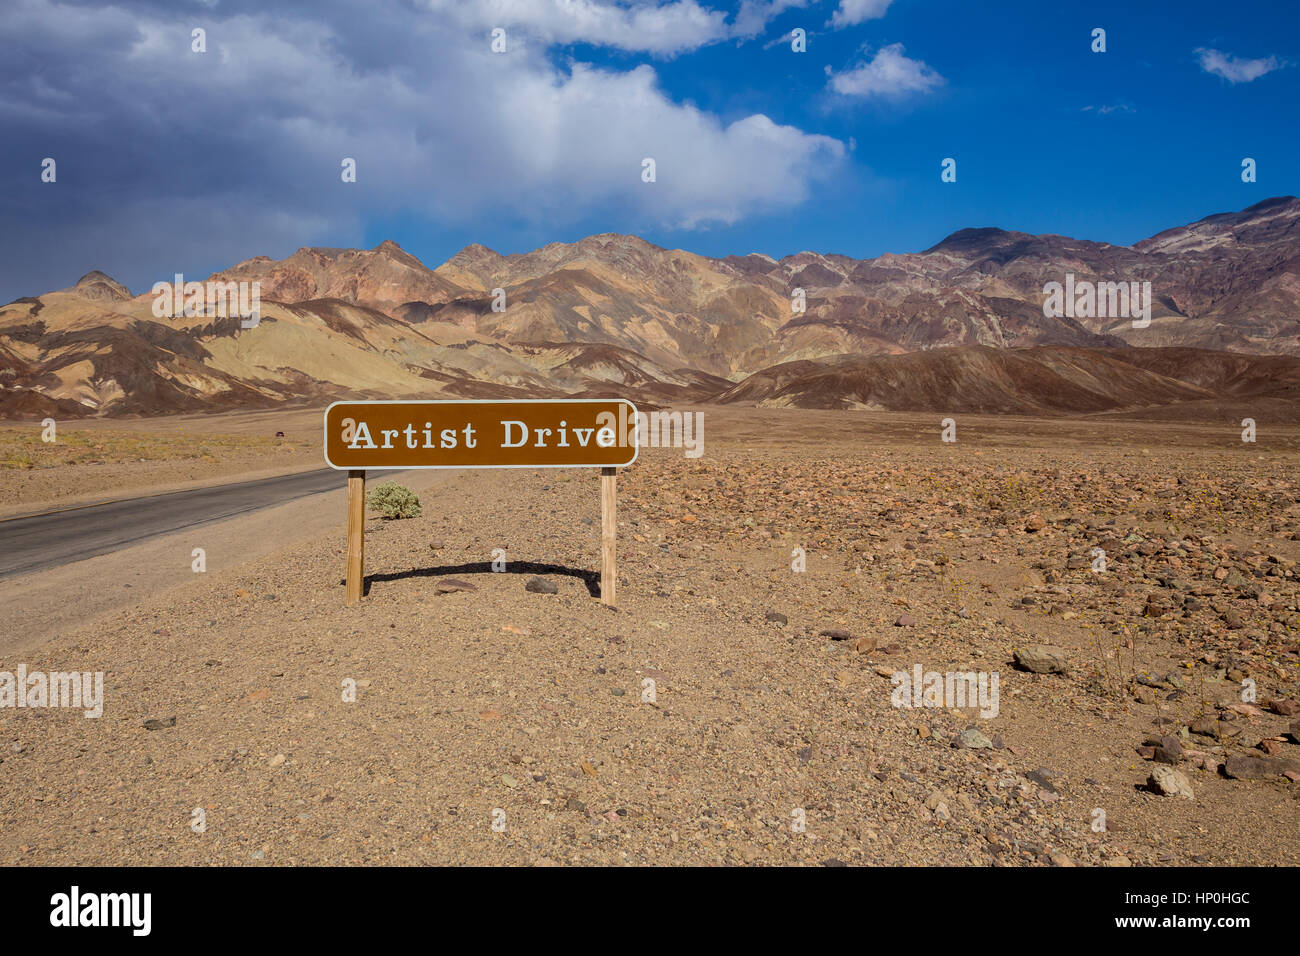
xmin=0 ymin=468 xmax=453 ymax=653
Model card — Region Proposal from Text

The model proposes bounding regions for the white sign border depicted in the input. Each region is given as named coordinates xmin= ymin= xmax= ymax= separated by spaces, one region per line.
xmin=322 ymin=397 xmax=641 ymax=470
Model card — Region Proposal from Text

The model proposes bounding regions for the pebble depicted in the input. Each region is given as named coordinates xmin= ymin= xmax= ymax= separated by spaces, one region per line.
xmin=1026 ymin=768 xmax=1059 ymax=793
xmin=434 ymin=578 xmax=477 ymax=594
xmin=953 ymin=729 xmax=993 ymax=749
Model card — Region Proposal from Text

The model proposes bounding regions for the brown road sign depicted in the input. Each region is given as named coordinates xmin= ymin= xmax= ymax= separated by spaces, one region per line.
xmin=325 ymin=399 xmax=638 ymax=607
xmin=323 ymin=399 xmax=639 ymax=470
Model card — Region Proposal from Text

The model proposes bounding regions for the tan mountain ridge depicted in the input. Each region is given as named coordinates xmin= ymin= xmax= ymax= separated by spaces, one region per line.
xmin=2 ymin=198 xmax=1299 ymax=419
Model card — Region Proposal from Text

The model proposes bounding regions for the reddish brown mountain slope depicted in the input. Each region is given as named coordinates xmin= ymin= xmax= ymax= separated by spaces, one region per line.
xmin=2 ymin=198 xmax=1298 ymax=418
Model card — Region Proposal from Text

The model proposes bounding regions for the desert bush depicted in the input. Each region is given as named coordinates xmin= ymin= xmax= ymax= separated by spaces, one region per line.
xmin=366 ymin=482 xmax=422 ymax=519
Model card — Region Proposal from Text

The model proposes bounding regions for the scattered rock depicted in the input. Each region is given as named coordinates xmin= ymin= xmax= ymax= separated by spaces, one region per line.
xmin=1148 ymin=766 xmax=1194 ymax=799
xmin=434 ymin=578 xmax=477 ymax=594
xmin=1026 ymin=768 xmax=1059 ymax=793
xmin=1013 ymin=645 xmax=1069 ymax=674
xmin=1223 ymin=755 xmax=1299 ymax=780
xmin=924 ymin=790 xmax=952 ymax=813
xmin=1151 ymin=736 xmax=1184 ymax=764
xmin=953 ymin=729 xmax=993 ymax=750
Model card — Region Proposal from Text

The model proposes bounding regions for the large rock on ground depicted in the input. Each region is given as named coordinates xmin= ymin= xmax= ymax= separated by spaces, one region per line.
xmin=1149 ymin=766 xmax=1194 ymax=799
xmin=1223 ymin=755 xmax=1300 ymax=780
xmin=1013 ymin=645 xmax=1069 ymax=674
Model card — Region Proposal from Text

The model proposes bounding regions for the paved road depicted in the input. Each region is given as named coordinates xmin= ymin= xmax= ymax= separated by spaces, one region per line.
xmin=0 ymin=468 xmax=350 ymax=580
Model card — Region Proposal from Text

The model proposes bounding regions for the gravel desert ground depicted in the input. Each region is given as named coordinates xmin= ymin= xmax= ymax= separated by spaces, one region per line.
xmin=1 ymin=407 xmax=1297 ymax=866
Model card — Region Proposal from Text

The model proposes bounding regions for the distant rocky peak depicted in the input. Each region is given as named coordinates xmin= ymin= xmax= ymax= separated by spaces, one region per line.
xmin=370 ymin=239 xmax=432 ymax=270
xmin=64 ymin=271 xmax=132 ymax=302
xmin=1136 ymin=195 xmax=1300 ymax=255
xmin=449 ymin=242 xmax=504 ymax=263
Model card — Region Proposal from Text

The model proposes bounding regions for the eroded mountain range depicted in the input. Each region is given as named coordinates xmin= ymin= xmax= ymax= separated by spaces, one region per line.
xmin=3 ymin=197 xmax=1298 ymax=418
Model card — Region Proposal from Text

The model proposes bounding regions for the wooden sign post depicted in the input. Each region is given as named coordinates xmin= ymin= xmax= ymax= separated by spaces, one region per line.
xmin=346 ymin=470 xmax=366 ymax=606
xmin=324 ymin=399 xmax=638 ymax=607
xmin=601 ymin=467 xmax=616 ymax=606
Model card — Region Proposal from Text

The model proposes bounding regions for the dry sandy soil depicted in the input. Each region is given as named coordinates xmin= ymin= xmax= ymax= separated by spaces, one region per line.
xmin=0 ymin=407 xmax=322 ymax=516
xmin=1 ymin=407 xmax=1298 ymax=866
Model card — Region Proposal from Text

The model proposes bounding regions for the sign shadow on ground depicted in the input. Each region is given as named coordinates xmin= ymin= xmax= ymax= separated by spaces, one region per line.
xmin=349 ymin=560 xmax=602 ymax=598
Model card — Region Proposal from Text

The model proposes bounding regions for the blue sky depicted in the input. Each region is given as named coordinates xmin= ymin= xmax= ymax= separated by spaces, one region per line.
xmin=1 ymin=0 xmax=1296 ymax=301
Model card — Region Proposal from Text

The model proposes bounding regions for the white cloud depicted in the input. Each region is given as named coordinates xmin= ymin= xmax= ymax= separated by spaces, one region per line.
xmin=1195 ymin=48 xmax=1283 ymax=84
xmin=424 ymin=0 xmax=815 ymax=54
xmin=734 ymin=0 xmax=811 ymax=39
xmin=830 ymin=0 xmax=893 ymax=29
xmin=473 ymin=60 xmax=846 ymax=227
xmin=828 ymin=43 xmax=943 ymax=98
xmin=425 ymin=0 xmax=728 ymax=56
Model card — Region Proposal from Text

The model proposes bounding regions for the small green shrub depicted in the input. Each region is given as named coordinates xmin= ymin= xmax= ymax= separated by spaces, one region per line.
xmin=366 ymin=482 xmax=422 ymax=519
